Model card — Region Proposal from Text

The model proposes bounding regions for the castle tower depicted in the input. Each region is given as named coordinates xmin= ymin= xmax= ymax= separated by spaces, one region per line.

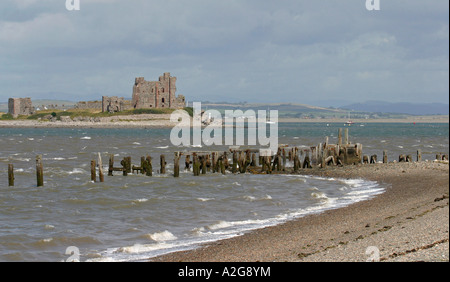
xmin=131 ymin=73 xmax=183 ymax=110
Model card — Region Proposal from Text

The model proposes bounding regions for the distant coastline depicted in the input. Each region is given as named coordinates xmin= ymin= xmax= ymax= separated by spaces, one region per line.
xmin=278 ymin=115 xmax=449 ymax=124
xmin=0 ymin=114 xmax=448 ymax=128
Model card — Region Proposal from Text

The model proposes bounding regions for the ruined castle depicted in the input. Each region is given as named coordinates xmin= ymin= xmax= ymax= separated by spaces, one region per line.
xmin=7 ymin=73 xmax=186 ymax=116
xmin=75 ymin=72 xmax=186 ymax=112
xmin=131 ymin=72 xmax=185 ymax=110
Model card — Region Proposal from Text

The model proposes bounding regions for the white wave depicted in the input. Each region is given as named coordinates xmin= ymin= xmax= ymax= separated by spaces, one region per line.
xmin=68 ymin=168 xmax=85 ymax=175
xmin=243 ymin=195 xmax=272 ymax=202
xmin=206 ymin=218 xmax=272 ymax=232
xmin=311 ymin=191 xmax=328 ymax=199
xmin=80 ymin=136 xmax=91 ymax=140
xmin=207 ymin=220 xmax=234 ymax=230
xmin=133 ymin=198 xmax=148 ymax=204
xmin=132 ymin=142 xmax=141 ymax=145
xmin=146 ymin=230 xmax=177 ymax=242
xmin=43 ymin=157 xmax=66 ymax=161
xmin=53 ymin=157 xmax=66 ymax=160
xmin=41 ymin=238 xmax=53 ymax=243
xmin=155 ymin=146 xmax=169 ymax=149
xmin=197 ymin=198 xmax=214 ymax=202
xmin=243 ymin=195 xmax=257 ymax=201
xmin=12 ymin=157 xmax=31 ymax=162
xmin=116 ymin=242 xmax=174 ymax=254
xmin=341 ymin=178 xmax=368 ymax=187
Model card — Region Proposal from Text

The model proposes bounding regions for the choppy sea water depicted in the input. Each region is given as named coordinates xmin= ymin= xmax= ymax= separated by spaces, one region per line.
xmin=0 ymin=122 xmax=448 ymax=261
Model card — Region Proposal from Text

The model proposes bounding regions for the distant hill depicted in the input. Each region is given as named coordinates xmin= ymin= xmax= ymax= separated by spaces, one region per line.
xmin=342 ymin=101 xmax=449 ymax=115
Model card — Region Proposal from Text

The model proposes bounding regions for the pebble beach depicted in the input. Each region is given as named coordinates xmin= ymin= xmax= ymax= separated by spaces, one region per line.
xmin=150 ymin=161 xmax=449 ymax=262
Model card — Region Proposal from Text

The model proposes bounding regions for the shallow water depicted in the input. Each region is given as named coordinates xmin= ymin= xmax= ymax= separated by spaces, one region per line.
xmin=0 ymin=123 xmax=447 ymax=261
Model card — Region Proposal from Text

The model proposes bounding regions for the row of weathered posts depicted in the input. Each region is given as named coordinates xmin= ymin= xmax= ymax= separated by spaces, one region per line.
xmin=6 ymin=128 xmax=450 ymax=186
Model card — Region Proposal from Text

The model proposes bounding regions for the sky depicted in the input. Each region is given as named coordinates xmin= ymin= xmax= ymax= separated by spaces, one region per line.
xmin=0 ymin=0 xmax=448 ymax=106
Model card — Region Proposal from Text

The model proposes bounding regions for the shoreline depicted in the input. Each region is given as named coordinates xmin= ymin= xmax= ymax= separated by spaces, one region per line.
xmin=0 ymin=115 xmax=448 ymax=129
xmin=150 ymin=161 xmax=449 ymax=262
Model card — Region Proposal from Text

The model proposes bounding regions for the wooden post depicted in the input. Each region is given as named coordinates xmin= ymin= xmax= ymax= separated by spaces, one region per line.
xmin=344 ymin=128 xmax=349 ymax=145
xmin=36 ymin=155 xmax=44 ymax=187
xmin=251 ymin=153 xmax=256 ymax=167
xmin=417 ymin=150 xmax=422 ymax=162
xmin=220 ymin=157 xmax=226 ymax=175
xmin=363 ymin=155 xmax=369 ymax=164
xmin=126 ymin=157 xmax=132 ymax=174
xmin=145 ymin=155 xmax=152 ymax=176
xmin=325 ymin=156 xmax=335 ymax=166
xmin=266 ymin=156 xmax=272 ymax=174
xmin=174 ymin=152 xmax=180 ymax=177
xmin=211 ymin=152 xmax=216 ymax=173
xmin=282 ymin=148 xmax=286 ymax=171
xmin=120 ymin=158 xmax=128 ymax=176
xmin=338 ymin=128 xmax=342 ymax=147
xmin=406 ymin=154 xmax=413 ymax=163
xmin=193 ymin=154 xmax=200 ymax=176
xmin=91 ymin=160 xmax=97 ymax=182
xmin=185 ymin=155 xmax=191 ymax=170
xmin=261 ymin=155 xmax=266 ymax=173
xmin=139 ymin=156 xmax=145 ymax=174
xmin=206 ymin=154 xmax=211 ymax=172
xmin=303 ymin=156 xmax=311 ymax=169
xmin=232 ymin=151 xmax=238 ymax=174
xmin=8 ymin=164 xmax=14 ymax=187
xmin=98 ymin=153 xmax=104 ymax=182
xmin=293 ymin=154 xmax=300 ymax=172
xmin=223 ymin=152 xmax=229 ymax=169
xmin=383 ymin=150 xmax=388 ymax=164
xmin=108 ymin=154 xmax=114 ymax=176
xmin=201 ymin=156 xmax=207 ymax=175
xmin=160 ymin=154 xmax=166 ymax=174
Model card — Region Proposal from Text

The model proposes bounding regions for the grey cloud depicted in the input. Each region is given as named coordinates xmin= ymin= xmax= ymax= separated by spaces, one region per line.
xmin=0 ymin=0 xmax=448 ymax=105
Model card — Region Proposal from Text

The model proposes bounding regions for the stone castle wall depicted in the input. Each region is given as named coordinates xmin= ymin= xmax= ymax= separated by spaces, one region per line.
xmin=75 ymin=101 xmax=102 ymax=110
xmin=8 ymin=98 xmax=34 ymax=117
xmin=58 ymin=72 xmax=186 ymax=113
xmin=132 ymin=72 xmax=185 ymax=110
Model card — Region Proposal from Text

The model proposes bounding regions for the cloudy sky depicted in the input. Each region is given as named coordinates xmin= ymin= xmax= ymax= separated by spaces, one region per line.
xmin=0 ymin=0 xmax=448 ymax=106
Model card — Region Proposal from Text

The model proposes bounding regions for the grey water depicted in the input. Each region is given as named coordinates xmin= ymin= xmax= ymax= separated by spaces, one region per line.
xmin=0 ymin=123 xmax=448 ymax=261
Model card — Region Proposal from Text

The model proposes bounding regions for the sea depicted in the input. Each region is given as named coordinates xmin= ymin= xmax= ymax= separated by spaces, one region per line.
xmin=0 ymin=122 xmax=448 ymax=262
